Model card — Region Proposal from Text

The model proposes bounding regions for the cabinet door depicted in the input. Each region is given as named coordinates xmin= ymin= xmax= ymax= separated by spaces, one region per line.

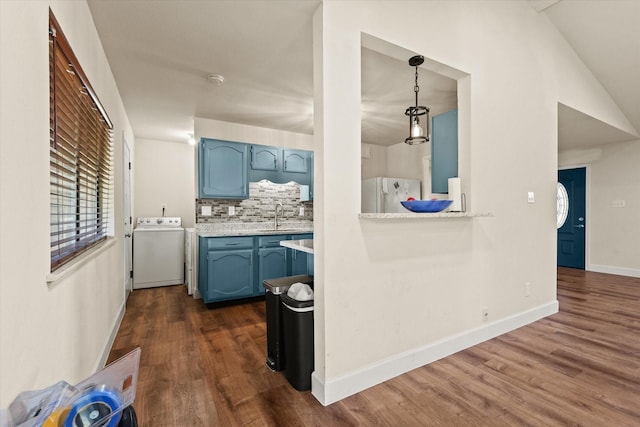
xmin=206 ymin=249 xmax=254 ymax=301
xmin=431 ymin=109 xmax=458 ymax=194
xmin=282 ymin=149 xmax=308 ymax=174
xmin=250 ymin=145 xmax=279 ymax=171
xmin=289 ymin=234 xmax=313 ymax=276
xmin=199 ymin=139 xmax=248 ymax=199
xmin=258 ymin=247 xmax=288 ymax=294
xmin=291 ymin=250 xmax=309 ymax=276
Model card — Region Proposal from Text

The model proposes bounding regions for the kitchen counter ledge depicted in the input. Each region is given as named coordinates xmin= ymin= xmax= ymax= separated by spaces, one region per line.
xmin=197 ymin=228 xmax=313 ymax=237
xmin=358 ymin=212 xmax=494 ymax=219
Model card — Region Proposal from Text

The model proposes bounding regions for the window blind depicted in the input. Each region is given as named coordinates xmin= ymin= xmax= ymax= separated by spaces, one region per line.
xmin=49 ymin=10 xmax=113 ymax=271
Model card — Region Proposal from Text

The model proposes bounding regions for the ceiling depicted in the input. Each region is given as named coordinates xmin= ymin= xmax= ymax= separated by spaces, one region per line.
xmin=88 ymin=0 xmax=639 ymax=149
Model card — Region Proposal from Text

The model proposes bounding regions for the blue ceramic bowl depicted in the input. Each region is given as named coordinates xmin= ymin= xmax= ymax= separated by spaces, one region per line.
xmin=400 ymin=199 xmax=453 ymax=213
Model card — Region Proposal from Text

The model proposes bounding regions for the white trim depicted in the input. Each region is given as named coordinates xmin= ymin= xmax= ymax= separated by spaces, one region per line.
xmin=588 ymin=264 xmax=640 ymax=278
xmin=95 ymin=298 xmax=127 ymax=370
xmin=46 ymin=238 xmax=116 ymax=285
xmin=311 ymin=300 xmax=558 ymax=406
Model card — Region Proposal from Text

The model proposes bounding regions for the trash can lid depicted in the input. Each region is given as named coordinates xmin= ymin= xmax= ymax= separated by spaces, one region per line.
xmin=281 ymin=292 xmax=314 ymax=310
xmin=263 ymin=275 xmax=314 ymax=294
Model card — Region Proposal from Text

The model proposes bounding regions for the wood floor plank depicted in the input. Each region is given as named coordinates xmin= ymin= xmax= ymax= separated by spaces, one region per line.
xmin=108 ymin=268 xmax=640 ymax=426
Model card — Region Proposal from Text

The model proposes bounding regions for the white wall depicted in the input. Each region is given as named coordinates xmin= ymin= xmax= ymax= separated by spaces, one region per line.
xmin=0 ymin=0 xmax=133 ymax=406
xmin=311 ymin=0 xmax=630 ymax=405
xmin=560 ymin=141 xmax=640 ymax=277
xmin=360 ymin=143 xmax=388 ymax=179
xmin=360 ymin=142 xmax=428 ymax=181
xmin=590 ymin=140 xmax=640 ymax=275
xmin=134 ymin=139 xmax=196 ymax=228
xmin=194 ymin=117 xmax=314 ymax=150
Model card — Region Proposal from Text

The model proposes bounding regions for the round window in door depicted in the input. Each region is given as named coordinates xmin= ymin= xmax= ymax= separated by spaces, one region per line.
xmin=557 ymin=182 xmax=569 ymax=229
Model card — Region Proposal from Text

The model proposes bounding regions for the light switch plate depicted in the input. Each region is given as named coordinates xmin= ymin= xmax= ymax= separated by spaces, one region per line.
xmin=527 ymin=191 xmax=535 ymax=203
xmin=201 ymin=206 xmax=212 ymax=216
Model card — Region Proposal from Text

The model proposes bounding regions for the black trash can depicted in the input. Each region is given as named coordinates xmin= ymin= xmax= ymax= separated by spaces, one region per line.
xmin=263 ymin=275 xmax=313 ymax=371
xmin=118 ymin=405 xmax=138 ymax=427
xmin=281 ymin=290 xmax=314 ymax=391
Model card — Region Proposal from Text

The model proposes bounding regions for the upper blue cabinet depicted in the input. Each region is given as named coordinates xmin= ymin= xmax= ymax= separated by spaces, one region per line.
xmin=250 ymin=145 xmax=279 ymax=171
xmin=281 ymin=149 xmax=311 ymax=185
xmin=431 ymin=109 xmax=458 ymax=194
xmin=249 ymin=145 xmax=312 ymax=186
xmin=199 ymin=139 xmax=313 ymax=198
xmin=282 ymin=149 xmax=309 ymax=174
xmin=199 ymin=138 xmax=249 ymax=199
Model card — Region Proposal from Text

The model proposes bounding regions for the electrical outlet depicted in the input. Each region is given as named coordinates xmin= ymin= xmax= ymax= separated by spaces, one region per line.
xmin=612 ymin=200 xmax=626 ymax=208
xmin=524 ymin=281 xmax=531 ymax=297
xmin=482 ymin=307 xmax=489 ymax=321
xmin=201 ymin=206 xmax=212 ymax=216
xmin=299 ymin=207 xmax=304 ymax=216
xmin=228 ymin=206 xmax=235 ymax=216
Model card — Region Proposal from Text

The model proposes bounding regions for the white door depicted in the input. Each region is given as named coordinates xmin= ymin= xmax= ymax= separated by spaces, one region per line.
xmin=123 ymin=138 xmax=133 ymax=293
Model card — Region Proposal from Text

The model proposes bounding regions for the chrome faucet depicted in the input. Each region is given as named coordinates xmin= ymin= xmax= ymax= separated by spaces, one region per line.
xmin=274 ymin=202 xmax=284 ymax=230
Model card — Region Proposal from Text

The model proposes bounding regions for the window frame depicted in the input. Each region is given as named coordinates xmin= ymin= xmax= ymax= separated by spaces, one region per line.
xmin=49 ymin=9 xmax=114 ymax=272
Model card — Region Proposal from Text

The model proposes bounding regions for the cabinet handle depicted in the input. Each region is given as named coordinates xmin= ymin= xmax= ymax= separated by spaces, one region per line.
xmin=226 ymin=243 xmax=240 ymax=246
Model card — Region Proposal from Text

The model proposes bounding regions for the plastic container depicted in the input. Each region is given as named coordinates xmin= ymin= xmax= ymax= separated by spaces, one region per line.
xmin=281 ymin=292 xmax=314 ymax=391
xmin=263 ymin=275 xmax=313 ymax=371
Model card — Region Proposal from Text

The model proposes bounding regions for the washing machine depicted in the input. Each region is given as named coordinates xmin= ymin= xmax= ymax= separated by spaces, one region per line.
xmin=133 ymin=217 xmax=184 ymax=289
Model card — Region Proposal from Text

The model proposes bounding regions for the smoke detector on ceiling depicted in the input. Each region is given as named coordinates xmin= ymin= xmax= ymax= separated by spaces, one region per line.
xmin=207 ymin=73 xmax=224 ymax=85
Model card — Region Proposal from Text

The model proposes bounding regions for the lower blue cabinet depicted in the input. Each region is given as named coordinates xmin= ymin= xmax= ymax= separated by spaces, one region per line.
xmin=199 ymin=233 xmax=313 ymax=304
xmin=258 ymin=247 xmax=288 ymax=294
xmin=290 ymin=233 xmax=313 ymax=276
xmin=206 ymin=249 xmax=254 ymax=301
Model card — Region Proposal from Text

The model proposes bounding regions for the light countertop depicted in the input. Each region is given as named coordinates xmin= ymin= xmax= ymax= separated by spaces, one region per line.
xmin=280 ymin=239 xmax=314 ymax=254
xmin=198 ymin=229 xmax=313 ymax=237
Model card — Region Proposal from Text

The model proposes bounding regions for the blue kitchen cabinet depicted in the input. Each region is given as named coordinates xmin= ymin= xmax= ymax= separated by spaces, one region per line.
xmin=248 ymin=145 xmax=313 ymax=186
xmin=249 ymin=145 xmax=279 ymax=183
xmin=258 ymin=248 xmax=288 ymax=293
xmin=281 ymin=149 xmax=311 ymax=186
xmin=199 ymin=236 xmax=255 ymax=303
xmin=199 ymin=138 xmax=249 ymax=199
xmin=431 ymin=109 xmax=458 ymax=194
xmin=282 ymin=149 xmax=309 ymax=174
xmin=250 ymin=145 xmax=279 ymax=171
xmin=290 ymin=233 xmax=313 ymax=276
xmin=258 ymin=235 xmax=290 ymax=295
xmin=199 ymin=233 xmax=313 ymax=305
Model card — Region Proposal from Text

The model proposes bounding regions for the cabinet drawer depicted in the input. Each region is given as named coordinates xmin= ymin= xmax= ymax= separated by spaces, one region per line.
xmin=206 ymin=236 xmax=254 ymax=250
xmin=258 ymin=235 xmax=289 ymax=248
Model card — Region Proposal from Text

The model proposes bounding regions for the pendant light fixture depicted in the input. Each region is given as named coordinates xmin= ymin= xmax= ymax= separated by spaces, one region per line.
xmin=404 ymin=55 xmax=430 ymax=145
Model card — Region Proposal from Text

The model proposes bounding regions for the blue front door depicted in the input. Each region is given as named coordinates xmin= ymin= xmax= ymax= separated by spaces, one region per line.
xmin=557 ymin=168 xmax=586 ymax=269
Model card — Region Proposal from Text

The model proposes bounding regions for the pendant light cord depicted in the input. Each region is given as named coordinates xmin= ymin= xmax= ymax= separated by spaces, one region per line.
xmin=414 ymin=66 xmax=420 ymax=107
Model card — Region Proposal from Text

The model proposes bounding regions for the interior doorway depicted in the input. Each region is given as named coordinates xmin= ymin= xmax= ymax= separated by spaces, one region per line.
xmin=557 ymin=167 xmax=586 ymax=269
xmin=123 ymin=137 xmax=133 ymax=293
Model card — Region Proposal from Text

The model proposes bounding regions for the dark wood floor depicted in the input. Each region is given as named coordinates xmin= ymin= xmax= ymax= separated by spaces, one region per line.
xmin=108 ymin=268 xmax=640 ymax=426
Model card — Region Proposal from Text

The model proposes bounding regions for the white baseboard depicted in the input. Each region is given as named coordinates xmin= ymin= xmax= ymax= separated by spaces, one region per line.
xmin=312 ymin=300 xmax=558 ymax=406
xmin=95 ymin=299 xmax=126 ymax=370
xmin=588 ymin=264 xmax=640 ymax=278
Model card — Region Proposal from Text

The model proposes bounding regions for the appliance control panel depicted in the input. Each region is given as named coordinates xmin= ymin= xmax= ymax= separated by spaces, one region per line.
xmin=136 ymin=217 xmax=182 ymax=227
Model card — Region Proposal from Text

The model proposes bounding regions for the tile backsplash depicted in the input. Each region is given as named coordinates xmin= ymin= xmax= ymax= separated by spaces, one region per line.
xmin=196 ymin=181 xmax=313 ymax=225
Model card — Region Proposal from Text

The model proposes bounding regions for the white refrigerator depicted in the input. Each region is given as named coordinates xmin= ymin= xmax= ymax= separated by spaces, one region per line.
xmin=361 ymin=177 xmax=421 ymax=213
